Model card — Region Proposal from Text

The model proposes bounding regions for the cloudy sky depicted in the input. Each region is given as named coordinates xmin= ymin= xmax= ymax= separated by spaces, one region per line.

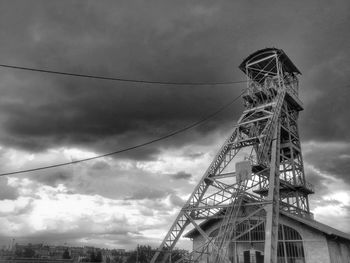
xmin=0 ymin=0 xmax=349 ymax=250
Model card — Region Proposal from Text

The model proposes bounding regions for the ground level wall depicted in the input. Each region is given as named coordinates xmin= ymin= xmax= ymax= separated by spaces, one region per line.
xmin=190 ymin=214 xmax=350 ymax=263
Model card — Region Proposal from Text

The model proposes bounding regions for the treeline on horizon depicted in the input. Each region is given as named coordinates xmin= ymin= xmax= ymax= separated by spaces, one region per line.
xmin=11 ymin=244 xmax=187 ymax=263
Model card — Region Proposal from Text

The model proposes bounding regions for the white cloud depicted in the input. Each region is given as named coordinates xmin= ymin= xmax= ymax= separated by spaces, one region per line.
xmin=0 ymin=173 xmax=189 ymax=248
xmin=1 ymin=138 xmax=350 ymax=250
xmin=304 ymin=153 xmax=350 ymax=233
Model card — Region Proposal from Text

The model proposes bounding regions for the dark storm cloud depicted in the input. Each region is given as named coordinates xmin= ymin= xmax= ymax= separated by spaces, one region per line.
xmin=0 ymin=0 xmax=245 ymax=161
xmin=91 ymin=160 xmax=111 ymax=170
xmin=169 ymin=194 xmax=185 ymax=207
xmin=125 ymin=187 xmax=170 ymax=200
xmin=0 ymin=177 xmax=19 ymax=200
xmin=0 ymin=0 xmax=348 ymax=161
xmin=29 ymin=170 xmax=74 ymax=187
xmin=184 ymin=151 xmax=205 ymax=159
xmin=304 ymin=143 xmax=350 ymax=184
xmin=300 ymin=83 xmax=350 ymax=142
xmin=172 ymin=171 xmax=192 ymax=180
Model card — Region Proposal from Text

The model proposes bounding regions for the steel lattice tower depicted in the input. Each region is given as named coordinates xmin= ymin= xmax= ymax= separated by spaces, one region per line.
xmin=151 ymin=48 xmax=314 ymax=263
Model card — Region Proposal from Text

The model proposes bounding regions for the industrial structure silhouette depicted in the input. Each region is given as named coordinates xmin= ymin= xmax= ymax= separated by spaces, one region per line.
xmin=151 ymin=48 xmax=350 ymax=263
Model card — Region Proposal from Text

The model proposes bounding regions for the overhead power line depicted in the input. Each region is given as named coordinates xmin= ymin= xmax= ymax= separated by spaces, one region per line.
xmin=0 ymin=89 xmax=246 ymax=177
xmin=0 ymin=63 xmax=246 ymax=85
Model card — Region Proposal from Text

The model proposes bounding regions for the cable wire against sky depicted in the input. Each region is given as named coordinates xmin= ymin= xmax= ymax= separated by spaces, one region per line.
xmin=0 ymin=89 xmax=247 ymax=177
xmin=0 ymin=63 xmax=247 ymax=85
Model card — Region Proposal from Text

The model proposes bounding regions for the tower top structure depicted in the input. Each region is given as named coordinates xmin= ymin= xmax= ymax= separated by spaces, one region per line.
xmin=239 ymin=48 xmax=301 ymax=78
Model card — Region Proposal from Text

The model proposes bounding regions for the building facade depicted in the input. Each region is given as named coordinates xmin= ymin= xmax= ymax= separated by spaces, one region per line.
xmin=185 ymin=200 xmax=350 ymax=263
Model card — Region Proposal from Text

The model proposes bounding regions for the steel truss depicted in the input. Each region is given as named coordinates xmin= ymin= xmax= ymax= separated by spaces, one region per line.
xmin=151 ymin=49 xmax=313 ymax=263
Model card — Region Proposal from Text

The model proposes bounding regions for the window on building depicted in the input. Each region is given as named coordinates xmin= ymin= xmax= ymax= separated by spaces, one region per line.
xmin=209 ymin=222 xmax=305 ymax=263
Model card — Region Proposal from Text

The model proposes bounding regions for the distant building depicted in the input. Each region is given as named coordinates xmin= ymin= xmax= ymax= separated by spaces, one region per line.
xmin=6 ymin=243 xmax=129 ymax=263
xmin=49 ymin=245 xmax=68 ymax=259
xmin=114 ymin=249 xmax=125 ymax=254
xmin=70 ymin=247 xmax=84 ymax=261
xmin=35 ymin=245 xmax=50 ymax=259
xmin=83 ymin=246 xmax=95 ymax=255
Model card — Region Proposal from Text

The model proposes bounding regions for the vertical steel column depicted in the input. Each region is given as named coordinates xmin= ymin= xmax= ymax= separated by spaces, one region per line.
xmin=264 ymin=123 xmax=281 ymax=263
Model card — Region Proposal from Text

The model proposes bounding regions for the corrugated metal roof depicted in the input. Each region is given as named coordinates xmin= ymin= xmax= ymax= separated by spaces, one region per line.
xmin=281 ymin=211 xmax=350 ymax=240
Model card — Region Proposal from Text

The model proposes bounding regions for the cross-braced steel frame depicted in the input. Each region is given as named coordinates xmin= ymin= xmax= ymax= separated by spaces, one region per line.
xmin=150 ymin=48 xmax=313 ymax=263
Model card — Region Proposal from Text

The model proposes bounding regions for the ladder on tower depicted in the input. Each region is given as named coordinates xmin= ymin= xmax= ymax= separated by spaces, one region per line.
xmin=211 ymin=180 xmax=248 ymax=263
xmin=257 ymin=88 xmax=286 ymax=165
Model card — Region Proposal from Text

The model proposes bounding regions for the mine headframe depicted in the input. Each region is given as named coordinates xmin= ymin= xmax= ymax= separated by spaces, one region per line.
xmin=151 ymin=48 xmax=313 ymax=263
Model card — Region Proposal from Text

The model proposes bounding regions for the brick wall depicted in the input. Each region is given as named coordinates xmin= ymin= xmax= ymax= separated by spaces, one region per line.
xmin=280 ymin=215 xmax=331 ymax=263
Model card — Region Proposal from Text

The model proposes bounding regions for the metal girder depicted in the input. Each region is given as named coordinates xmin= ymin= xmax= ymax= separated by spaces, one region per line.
xmin=151 ymin=50 xmax=313 ymax=263
xmin=263 ymin=123 xmax=281 ymax=263
xmin=151 ymin=91 xmax=285 ymax=262
xmin=246 ymin=54 xmax=277 ymax=67
xmin=212 ymin=182 xmax=247 ymax=263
